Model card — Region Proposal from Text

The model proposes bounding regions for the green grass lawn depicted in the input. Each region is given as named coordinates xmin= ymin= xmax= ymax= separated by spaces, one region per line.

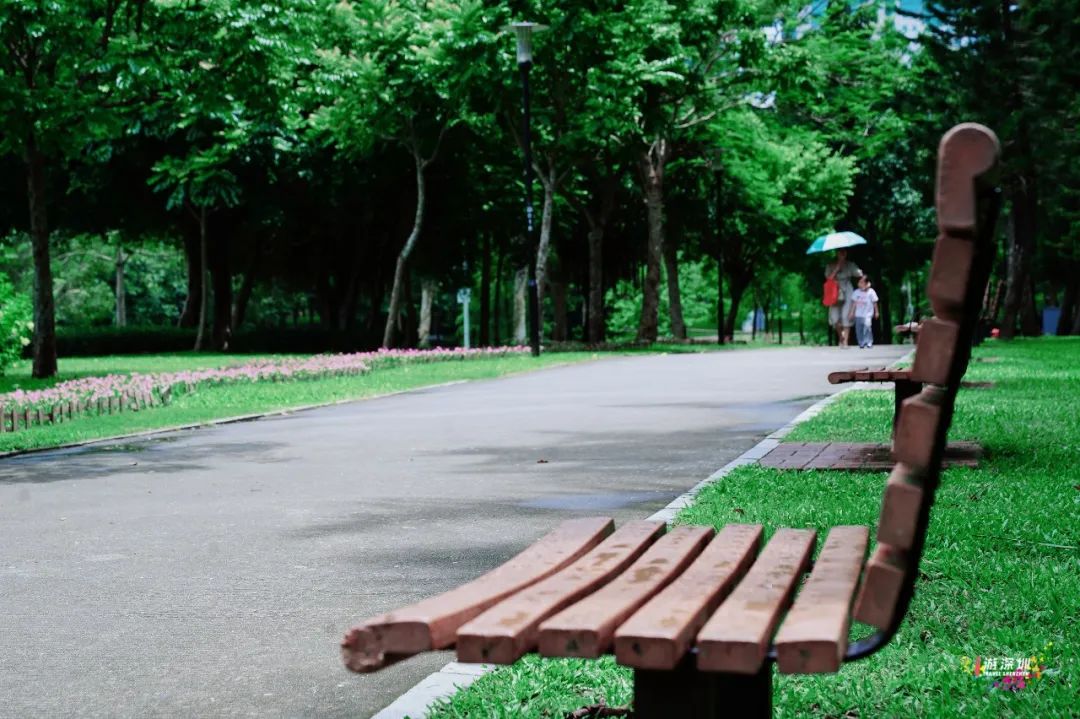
xmin=0 ymin=352 xmax=598 ymax=454
xmin=428 ymin=338 xmax=1078 ymax=718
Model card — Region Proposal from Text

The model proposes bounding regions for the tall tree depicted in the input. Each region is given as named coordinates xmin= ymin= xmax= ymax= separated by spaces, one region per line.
xmin=313 ymin=0 xmax=491 ymax=348
xmin=0 ymin=0 xmax=138 ymax=376
xmin=917 ymin=0 xmax=1079 ymax=338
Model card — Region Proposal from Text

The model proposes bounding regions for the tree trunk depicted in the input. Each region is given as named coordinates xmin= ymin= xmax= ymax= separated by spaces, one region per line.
xmin=480 ymin=233 xmax=491 ymax=346
xmin=1059 ymin=276 xmax=1078 ymax=335
xmin=637 ymin=140 xmax=668 ymax=343
xmin=231 ymin=240 xmax=258 ymax=332
xmin=712 ymin=162 xmax=725 ymax=345
xmin=513 ymin=266 xmax=528 ymax=345
xmin=339 ymin=274 xmax=360 ymax=332
xmin=1000 ymin=177 xmax=1037 ymax=340
xmin=535 ymin=168 xmax=556 ymax=338
xmin=551 ymin=281 xmax=568 ymax=342
xmin=715 ymin=243 xmax=725 ymax=345
xmin=210 ymin=226 xmax=232 ymax=350
xmin=403 ymin=271 xmax=417 ymax=347
xmin=194 ymin=207 xmax=209 ymax=351
xmin=493 ymin=239 xmax=505 ymax=345
xmin=1021 ymin=277 xmax=1040 ymax=336
xmin=178 ymin=227 xmax=202 ymax=328
xmin=725 ymin=276 xmax=749 ymax=340
xmin=114 ymin=245 xmax=127 ymax=327
xmin=25 ymin=135 xmax=58 ymax=379
xmin=878 ymin=289 xmax=892 ymax=345
xmin=382 ymin=154 xmax=427 ymax=348
xmin=587 ymin=228 xmax=604 ymax=343
xmin=418 ymin=279 xmax=436 ymax=347
xmin=663 ymin=235 xmax=686 ymax=340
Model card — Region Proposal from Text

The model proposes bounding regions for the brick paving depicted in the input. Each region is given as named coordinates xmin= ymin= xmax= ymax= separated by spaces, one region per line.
xmin=759 ymin=441 xmax=982 ymax=470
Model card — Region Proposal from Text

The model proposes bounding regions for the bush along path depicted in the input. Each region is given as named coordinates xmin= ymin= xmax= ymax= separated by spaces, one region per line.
xmin=0 ymin=347 xmax=527 ymax=434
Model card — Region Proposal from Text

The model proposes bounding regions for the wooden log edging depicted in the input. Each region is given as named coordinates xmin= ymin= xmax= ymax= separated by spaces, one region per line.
xmin=0 ymin=387 xmax=172 ymax=434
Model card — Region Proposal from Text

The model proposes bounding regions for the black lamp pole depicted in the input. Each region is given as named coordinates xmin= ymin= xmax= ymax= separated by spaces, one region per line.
xmin=506 ymin=22 xmax=546 ymax=357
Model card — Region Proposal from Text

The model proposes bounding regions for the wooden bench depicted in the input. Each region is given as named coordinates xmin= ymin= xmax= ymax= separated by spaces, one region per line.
xmin=894 ymin=321 xmax=921 ymax=343
xmin=340 ymin=124 xmax=1001 ymax=717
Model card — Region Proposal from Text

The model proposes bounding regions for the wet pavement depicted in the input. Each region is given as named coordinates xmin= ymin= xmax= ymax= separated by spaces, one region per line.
xmin=0 ymin=344 xmax=907 ymax=718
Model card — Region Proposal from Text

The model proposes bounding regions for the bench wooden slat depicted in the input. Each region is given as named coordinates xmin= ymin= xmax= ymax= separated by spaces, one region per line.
xmin=696 ymin=528 xmax=816 ymax=674
xmin=828 ymin=368 xmax=912 ymax=385
xmin=774 ymin=526 xmax=869 ymax=674
xmin=892 ymin=388 xmax=945 ymax=471
xmin=935 ymin=124 xmax=1000 ymax=236
xmin=826 ymin=368 xmax=861 ymax=384
xmin=456 ymin=520 xmax=665 ymax=664
xmin=878 ymin=465 xmax=924 ymax=550
xmin=341 ymin=516 xmax=614 ymax=672
xmin=928 ymin=235 xmax=976 ymax=318
xmin=852 ymin=544 xmax=907 ymax=630
xmin=910 ymin=318 xmax=960 ymax=385
xmin=614 ymin=524 xmax=762 ymax=670
xmin=538 ymin=525 xmax=713 ymax=659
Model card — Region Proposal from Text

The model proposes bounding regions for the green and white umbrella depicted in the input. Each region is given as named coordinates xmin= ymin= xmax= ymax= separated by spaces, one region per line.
xmin=806 ymin=231 xmax=867 ymax=255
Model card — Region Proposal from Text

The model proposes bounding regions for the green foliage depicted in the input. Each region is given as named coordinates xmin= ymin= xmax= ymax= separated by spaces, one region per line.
xmin=606 ymin=254 xmax=721 ymax=339
xmin=2 ymin=0 xmax=1074 ymax=358
xmin=310 ymin=0 xmax=494 ymax=157
xmin=0 ymin=273 xmax=32 ymax=374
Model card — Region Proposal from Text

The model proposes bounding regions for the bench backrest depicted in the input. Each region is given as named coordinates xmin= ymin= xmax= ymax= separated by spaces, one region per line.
xmin=853 ymin=124 xmax=1001 ymax=635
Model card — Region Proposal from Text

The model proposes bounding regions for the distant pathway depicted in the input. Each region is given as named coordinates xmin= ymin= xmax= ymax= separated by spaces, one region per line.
xmin=0 ymin=344 xmax=906 ymax=718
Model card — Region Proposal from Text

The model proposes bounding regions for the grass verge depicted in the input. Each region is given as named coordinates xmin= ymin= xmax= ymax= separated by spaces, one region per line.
xmin=428 ymin=337 xmax=1078 ymax=718
xmin=0 ymin=352 xmax=596 ymax=454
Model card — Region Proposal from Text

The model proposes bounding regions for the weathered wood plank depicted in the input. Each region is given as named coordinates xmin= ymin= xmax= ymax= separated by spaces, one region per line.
xmin=614 ymin=524 xmax=762 ymax=670
xmin=893 ymin=388 xmax=945 ymax=471
xmin=927 ymin=235 xmax=975 ymax=319
xmin=828 ymin=368 xmax=912 ymax=384
xmin=341 ymin=516 xmax=614 ymax=673
xmin=877 ymin=465 xmax=924 ymax=550
xmin=935 ymin=124 xmax=1000 ymax=236
xmin=696 ymin=528 xmax=816 ymax=674
xmin=826 ymin=368 xmax=862 ymax=384
xmin=910 ymin=318 xmax=960 ymax=385
xmin=852 ymin=544 xmax=907 ymax=630
xmin=774 ymin=526 xmax=869 ymax=673
xmin=538 ymin=525 xmax=713 ymax=659
xmin=455 ymin=520 xmax=665 ymax=665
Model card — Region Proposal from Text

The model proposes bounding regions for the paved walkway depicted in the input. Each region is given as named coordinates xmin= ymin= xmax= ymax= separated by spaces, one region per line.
xmin=0 ymin=344 xmax=906 ymax=718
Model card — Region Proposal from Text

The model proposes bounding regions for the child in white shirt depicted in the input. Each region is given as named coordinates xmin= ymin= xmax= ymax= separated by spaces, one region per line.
xmin=848 ymin=275 xmax=880 ymax=348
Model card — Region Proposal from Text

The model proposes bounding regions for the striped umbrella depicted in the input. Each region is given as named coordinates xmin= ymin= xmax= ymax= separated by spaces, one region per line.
xmin=806 ymin=231 xmax=867 ymax=255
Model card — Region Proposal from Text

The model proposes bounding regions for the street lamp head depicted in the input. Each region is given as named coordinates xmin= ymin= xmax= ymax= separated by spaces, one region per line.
xmin=502 ymin=21 xmax=548 ymax=65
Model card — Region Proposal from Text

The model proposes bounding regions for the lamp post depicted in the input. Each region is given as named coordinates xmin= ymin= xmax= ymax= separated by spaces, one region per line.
xmin=504 ymin=21 xmax=547 ymax=357
xmin=709 ymin=147 xmax=725 ymax=345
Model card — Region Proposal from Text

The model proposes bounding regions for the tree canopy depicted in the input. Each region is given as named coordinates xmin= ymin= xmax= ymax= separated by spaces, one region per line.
xmin=2 ymin=0 xmax=1076 ymax=375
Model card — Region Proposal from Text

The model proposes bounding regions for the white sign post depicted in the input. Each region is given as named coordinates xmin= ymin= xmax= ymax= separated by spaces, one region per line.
xmin=457 ymin=287 xmax=472 ymax=349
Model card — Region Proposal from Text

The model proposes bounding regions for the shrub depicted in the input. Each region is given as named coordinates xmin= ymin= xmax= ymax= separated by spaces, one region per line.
xmin=0 ymin=275 xmax=32 ymax=375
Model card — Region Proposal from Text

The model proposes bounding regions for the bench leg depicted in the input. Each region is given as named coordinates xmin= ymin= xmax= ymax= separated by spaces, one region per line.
xmin=893 ymin=379 xmax=921 ymax=437
xmin=634 ymin=659 xmax=771 ymax=718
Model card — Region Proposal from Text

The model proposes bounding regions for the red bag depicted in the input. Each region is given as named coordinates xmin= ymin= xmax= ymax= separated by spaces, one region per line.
xmin=822 ymin=278 xmax=839 ymax=307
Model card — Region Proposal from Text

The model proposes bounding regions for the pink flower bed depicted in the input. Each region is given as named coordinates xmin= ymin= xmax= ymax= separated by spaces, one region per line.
xmin=0 ymin=346 xmax=528 ymax=415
